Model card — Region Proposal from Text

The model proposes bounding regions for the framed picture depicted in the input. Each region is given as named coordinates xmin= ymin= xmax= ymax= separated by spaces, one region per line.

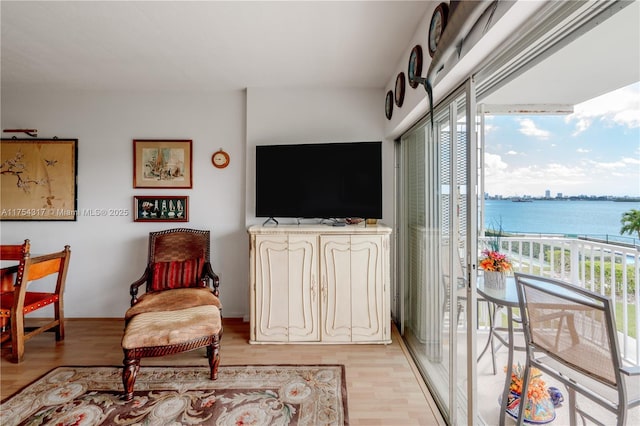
xmin=133 ymin=195 xmax=189 ymax=222
xmin=1 ymin=138 xmax=78 ymax=221
xmin=133 ymin=139 xmax=192 ymax=188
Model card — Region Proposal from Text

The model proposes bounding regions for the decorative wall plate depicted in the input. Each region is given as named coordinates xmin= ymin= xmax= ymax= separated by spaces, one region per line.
xmin=408 ymin=45 xmax=423 ymax=89
xmin=385 ymin=90 xmax=394 ymax=120
xmin=428 ymin=3 xmax=449 ymax=57
xmin=395 ymin=72 xmax=405 ymax=107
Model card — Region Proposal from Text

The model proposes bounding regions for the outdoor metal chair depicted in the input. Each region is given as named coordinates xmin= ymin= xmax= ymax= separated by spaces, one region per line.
xmin=514 ymin=272 xmax=640 ymax=425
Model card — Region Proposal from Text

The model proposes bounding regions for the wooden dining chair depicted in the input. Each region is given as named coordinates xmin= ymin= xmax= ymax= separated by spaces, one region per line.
xmin=0 ymin=239 xmax=72 ymax=362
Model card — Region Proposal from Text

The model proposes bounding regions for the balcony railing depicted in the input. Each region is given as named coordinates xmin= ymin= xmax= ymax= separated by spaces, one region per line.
xmin=479 ymin=235 xmax=640 ymax=366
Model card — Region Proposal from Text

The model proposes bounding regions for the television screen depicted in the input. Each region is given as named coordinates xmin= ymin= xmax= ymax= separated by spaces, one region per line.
xmin=256 ymin=142 xmax=382 ymax=219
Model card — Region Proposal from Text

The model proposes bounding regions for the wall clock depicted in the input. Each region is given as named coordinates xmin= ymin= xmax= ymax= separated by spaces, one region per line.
xmin=395 ymin=72 xmax=405 ymax=108
xmin=428 ymin=3 xmax=449 ymax=57
xmin=385 ymin=90 xmax=393 ymax=120
xmin=408 ymin=45 xmax=423 ymax=89
xmin=212 ymin=149 xmax=230 ymax=169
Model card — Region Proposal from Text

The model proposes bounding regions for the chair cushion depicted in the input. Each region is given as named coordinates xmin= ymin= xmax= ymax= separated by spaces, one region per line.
xmin=121 ymin=304 xmax=221 ymax=349
xmin=150 ymin=257 xmax=205 ymax=291
xmin=125 ymin=287 xmax=221 ymax=321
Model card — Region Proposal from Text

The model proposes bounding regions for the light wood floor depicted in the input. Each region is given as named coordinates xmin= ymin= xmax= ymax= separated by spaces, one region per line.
xmin=1 ymin=318 xmax=445 ymax=425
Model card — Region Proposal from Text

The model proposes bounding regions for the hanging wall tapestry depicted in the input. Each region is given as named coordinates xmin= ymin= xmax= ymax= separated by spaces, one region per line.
xmin=1 ymin=138 xmax=78 ymax=221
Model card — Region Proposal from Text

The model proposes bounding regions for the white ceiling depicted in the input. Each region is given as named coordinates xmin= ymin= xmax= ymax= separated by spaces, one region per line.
xmin=1 ymin=1 xmax=638 ymax=106
xmin=0 ymin=1 xmax=429 ymax=92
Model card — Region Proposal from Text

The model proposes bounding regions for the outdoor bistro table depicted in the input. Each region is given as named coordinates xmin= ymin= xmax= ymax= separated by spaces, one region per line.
xmin=477 ymin=276 xmax=523 ymax=426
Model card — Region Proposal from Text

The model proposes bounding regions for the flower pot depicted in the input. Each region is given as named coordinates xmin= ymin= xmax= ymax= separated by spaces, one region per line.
xmin=484 ymin=271 xmax=506 ymax=289
xmin=502 ymin=391 xmax=556 ymax=424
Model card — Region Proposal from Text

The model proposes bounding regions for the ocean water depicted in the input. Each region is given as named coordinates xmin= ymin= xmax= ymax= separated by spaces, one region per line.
xmin=484 ymin=199 xmax=640 ymax=241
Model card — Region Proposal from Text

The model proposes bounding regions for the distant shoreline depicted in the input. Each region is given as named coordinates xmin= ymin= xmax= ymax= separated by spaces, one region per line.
xmin=485 ymin=196 xmax=640 ymax=202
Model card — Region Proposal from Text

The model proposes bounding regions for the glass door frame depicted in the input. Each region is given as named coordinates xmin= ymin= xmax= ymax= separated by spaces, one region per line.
xmin=395 ymin=76 xmax=479 ymax=424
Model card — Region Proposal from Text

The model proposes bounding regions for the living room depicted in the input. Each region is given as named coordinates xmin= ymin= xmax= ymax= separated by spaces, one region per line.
xmin=2 ymin=1 xmax=638 ymax=425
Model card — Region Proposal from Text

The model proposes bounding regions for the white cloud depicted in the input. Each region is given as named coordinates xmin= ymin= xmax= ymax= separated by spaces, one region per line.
xmin=484 ymin=84 xmax=640 ymax=197
xmin=485 ymin=161 xmax=588 ymax=197
xmin=484 ymin=152 xmax=508 ymax=171
xmin=484 ymin=155 xmax=639 ymax=197
xmin=572 ymin=118 xmax=591 ymax=135
xmin=566 ymin=81 xmax=640 ymax=135
xmin=484 ymin=123 xmax=497 ymax=134
xmin=517 ymin=118 xmax=550 ymax=140
xmin=622 ymin=156 xmax=640 ymax=166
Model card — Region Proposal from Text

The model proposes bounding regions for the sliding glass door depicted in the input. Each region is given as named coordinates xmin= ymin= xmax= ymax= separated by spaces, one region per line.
xmin=399 ymin=79 xmax=478 ymax=424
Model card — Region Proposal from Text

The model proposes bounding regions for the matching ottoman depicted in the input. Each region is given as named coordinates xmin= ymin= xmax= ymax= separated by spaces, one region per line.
xmin=121 ymin=303 xmax=222 ymax=401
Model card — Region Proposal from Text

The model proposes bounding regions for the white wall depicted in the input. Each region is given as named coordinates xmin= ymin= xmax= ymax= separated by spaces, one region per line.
xmin=245 ymin=87 xmax=393 ymax=227
xmin=1 ymin=89 xmax=248 ymax=318
xmin=1 ymin=86 xmax=391 ymax=319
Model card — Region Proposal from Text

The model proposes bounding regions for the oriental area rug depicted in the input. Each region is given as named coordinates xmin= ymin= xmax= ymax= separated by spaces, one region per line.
xmin=1 ymin=365 xmax=348 ymax=426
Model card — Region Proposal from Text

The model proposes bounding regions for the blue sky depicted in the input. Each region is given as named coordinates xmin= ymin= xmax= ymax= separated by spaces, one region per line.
xmin=484 ymin=81 xmax=640 ymax=197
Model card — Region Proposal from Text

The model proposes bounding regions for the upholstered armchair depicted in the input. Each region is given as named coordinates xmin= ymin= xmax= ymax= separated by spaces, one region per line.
xmin=121 ymin=228 xmax=222 ymax=401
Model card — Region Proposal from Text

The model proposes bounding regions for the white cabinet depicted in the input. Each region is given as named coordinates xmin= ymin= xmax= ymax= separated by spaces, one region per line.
xmin=249 ymin=224 xmax=391 ymax=344
xmin=252 ymin=234 xmax=318 ymax=342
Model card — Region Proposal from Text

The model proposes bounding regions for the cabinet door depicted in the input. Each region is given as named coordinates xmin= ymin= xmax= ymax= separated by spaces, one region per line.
xmin=254 ymin=234 xmax=318 ymax=342
xmin=320 ymin=234 xmax=387 ymax=343
xmin=287 ymin=235 xmax=319 ymax=341
xmin=320 ymin=235 xmax=352 ymax=342
xmin=350 ymin=235 xmax=385 ymax=342
xmin=255 ymin=235 xmax=289 ymax=341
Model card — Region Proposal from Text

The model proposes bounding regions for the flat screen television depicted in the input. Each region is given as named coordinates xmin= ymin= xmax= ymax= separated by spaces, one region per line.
xmin=256 ymin=141 xmax=382 ymax=220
